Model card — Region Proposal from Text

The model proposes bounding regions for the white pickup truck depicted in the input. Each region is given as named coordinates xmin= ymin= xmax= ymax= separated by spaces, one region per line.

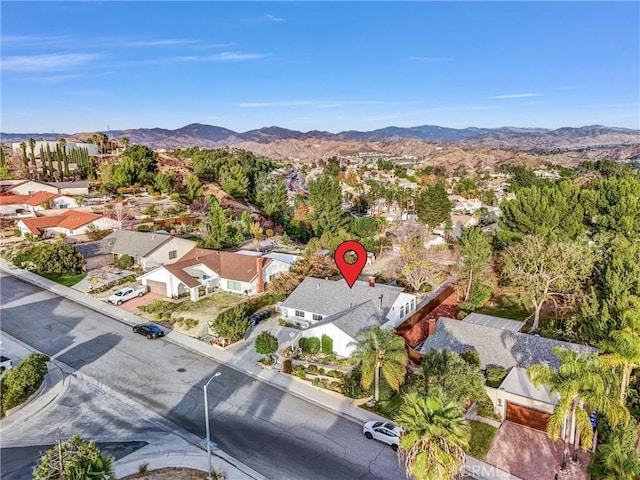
xmin=108 ymin=286 xmax=147 ymax=305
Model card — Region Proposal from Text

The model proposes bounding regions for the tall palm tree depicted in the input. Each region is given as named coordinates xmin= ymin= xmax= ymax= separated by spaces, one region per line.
xmin=600 ymin=301 xmax=640 ymax=404
xmin=396 ymin=392 xmax=470 ymax=480
xmin=528 ymin=347 xmax=629 ymax=465
xmin=28 ymin=137 xmax=37 ymax=176
xmin=120 ymin=136 xmax=129 ymax=150
xmin=350 ymin=325 xmax=408 ymax=402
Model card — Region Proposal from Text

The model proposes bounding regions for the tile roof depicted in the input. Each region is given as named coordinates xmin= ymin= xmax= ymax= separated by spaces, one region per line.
xmin=0 ymin=191 xmax=59 ymax=206
xmin=420 ymin=317 xmax=597 ymax=369
xmin=281 ymin=277 xmax=404 ymax=318
xmin=20 ymin=211 xmax=102 ymax=235
xmin=172 ymin=248 xmax=270 ymax=283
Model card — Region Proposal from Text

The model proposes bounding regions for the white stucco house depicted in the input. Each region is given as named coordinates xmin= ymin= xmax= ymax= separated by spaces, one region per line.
xmin=279 ymin=277 xmax=419 ymax=357
xmin=138 ymin=248 xmax=295 ymax=301
xmin=16 ymin=211 xmax=118 ymax=238
xmin=2 ymin=180 xmax=90 ymax=196
xmin=0 ymin=191 xmax=78 ymax=217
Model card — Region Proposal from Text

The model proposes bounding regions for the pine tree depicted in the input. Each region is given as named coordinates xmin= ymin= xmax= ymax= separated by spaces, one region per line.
xmin=55 ymin=146 xmax=63 ymax=180
xmin=39 ymin=146 xmax=48 ymax=178
xmin=416 ymin=181 xmax=452 ymax=229
xmin=46 ymin=144 xmax=54 ymax=177
xmin=308 ymin=174 xmax=349 ymax=236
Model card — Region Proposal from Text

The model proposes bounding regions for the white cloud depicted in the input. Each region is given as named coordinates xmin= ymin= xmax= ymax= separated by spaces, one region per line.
xmin=246 ymin=14 xmax=285 ymax=23
xmin=489 ymin=93 xmax=542 ymax=99
xmin=27 ymin=73 xmax=87 ymax=83
xmin=236 ymin=100 xmax=394 ymax=108
xmin=177 ymin=52 xmax=270 ymax=62
xmin=407 ymin=57 xmax=452 ymax=62
xmin=110 ymin=39 xmax=199 ymax=47
xmin=2 ymin=53 xmax=101 ymax=72
xmin=1 ymin=35 xmax=70 ymax=48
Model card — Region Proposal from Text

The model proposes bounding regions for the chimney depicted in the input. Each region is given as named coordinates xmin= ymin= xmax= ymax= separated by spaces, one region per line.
xmin=427 ymin=318 xmax=437 ymax=336
xmin=368 ymin=276 xmax=376 ymax=288
xmin=256 ymin=257 xmax=265 ymax=294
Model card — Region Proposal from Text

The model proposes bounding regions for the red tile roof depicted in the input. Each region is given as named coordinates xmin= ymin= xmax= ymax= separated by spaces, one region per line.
xmin=0 ymin=191 xmax=59 ymax=206
xmin=170 ymin=249 xmax=271 ymax=283
xmin=20 ymin=211 xmax=102 ymax=235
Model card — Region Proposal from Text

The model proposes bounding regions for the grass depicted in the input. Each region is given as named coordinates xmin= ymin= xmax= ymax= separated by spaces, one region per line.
xmin=37 ymin=271 xmax=86 ymax=287
xmin=466 ymin=420 xmax=498 ymax=460
xmin=360 ymin=391 xmax=404 ymax=420
xmin=478 ymin=294 xmax=530 ymax=321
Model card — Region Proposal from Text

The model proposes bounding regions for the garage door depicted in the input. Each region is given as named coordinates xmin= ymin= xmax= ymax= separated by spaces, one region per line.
xmin=146 ymin=280 xmax=167 ymax=296
xmin=506 ymin=402 xmax=550 ymax=432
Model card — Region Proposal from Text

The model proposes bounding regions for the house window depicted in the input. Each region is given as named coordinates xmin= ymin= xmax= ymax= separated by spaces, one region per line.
xmin=227 ymin=280 xmax=241 ymax=291
xmin=269 ymin=273 xmax=276 ymax=281
xmin=202 ymin=274 xmax=210 ymax=280
xmin=295 ymin=310 xmax=305 ymax=318
xmin=312 ymin=314 xmax=322 ymax=321
xmin=400 ymin=306 xmax=404 ymax=317
xmin=411 ymin=299 xmax=415 ymax=311
xmin=406 ymin=303 xmax=410 ymax=315
xmin=169 ymin=250 xmax=177 ymax=260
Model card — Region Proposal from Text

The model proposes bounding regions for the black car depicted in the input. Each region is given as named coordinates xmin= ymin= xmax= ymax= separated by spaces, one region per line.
xmin=249 ymin=309 xmax=271 ymax=325
xmin=133 ymin=324 xmax=165 ymax=339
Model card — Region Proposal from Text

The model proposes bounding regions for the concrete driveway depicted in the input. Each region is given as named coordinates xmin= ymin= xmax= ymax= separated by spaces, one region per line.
xmin=115 ymin=292 xmax=164 ymax=313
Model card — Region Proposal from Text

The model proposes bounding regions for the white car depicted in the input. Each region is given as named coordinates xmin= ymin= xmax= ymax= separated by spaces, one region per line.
xmin=108 ymin=286 xmax=147 ymax=305
xmin=362 ymin=420 xmax=401 ymax=451
xmin=0 ymin=355 xmax=13 ymax=373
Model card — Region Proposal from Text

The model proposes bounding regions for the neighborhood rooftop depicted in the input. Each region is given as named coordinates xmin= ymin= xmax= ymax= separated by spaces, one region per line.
xmin=166 ymin=248 xmax=270 ymax=284
xmin=420 ymin=317 xmax=597 ymax=369
xmin=462 ymin=312 xmax=524 ymax=332
xmin=313 ymin=300 xmax=393 ymax=338
xmin=100 ymin=229 xmax=173 ymax=258
xmin=280 ymin=277 xmax=404 ymax=318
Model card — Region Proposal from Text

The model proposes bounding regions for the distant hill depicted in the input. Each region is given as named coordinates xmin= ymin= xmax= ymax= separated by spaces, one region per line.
xmin=2 ymin=123 xmax=639 ymax=154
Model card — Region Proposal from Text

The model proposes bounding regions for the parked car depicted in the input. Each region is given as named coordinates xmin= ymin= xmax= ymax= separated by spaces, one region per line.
xmin=108 ymin=286 xmax=147 ymax=305
xmin=249 ymin=309 xmax=271 ymax=325
xmin=362 ymin=420 xmax=401 ymax=451
xmin=132 ymin=324 xmax=165 ymax=339
xmin=0 ymin=355 xmax=13 ymax=373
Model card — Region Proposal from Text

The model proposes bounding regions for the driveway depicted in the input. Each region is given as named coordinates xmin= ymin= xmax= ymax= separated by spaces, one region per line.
xmin=485 ymin=421 xmax=591 ymax=480
xmin=116 ymin=292 xmax=164 ymax=313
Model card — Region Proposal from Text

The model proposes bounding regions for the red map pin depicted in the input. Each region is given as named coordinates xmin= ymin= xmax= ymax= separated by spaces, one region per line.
xmin=334 ymin=240 xmax=367 ymax=288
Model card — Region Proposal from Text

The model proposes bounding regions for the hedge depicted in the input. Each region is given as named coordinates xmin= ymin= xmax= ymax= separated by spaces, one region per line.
xmin=1 ymin=353 xmax=50 ymax=415
xmin=321 ymin=334 xmax=333 ymax=355
xmin=485 ymin=366 xmax=508 ymax=388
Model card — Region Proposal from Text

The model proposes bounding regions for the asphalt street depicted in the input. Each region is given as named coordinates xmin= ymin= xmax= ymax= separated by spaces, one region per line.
xmin=0 ymin=272 xmax=403 ymax=480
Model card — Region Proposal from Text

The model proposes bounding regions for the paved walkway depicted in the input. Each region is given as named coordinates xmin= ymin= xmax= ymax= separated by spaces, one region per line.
xmin=0 ymin=260 xmax=515 ymax=480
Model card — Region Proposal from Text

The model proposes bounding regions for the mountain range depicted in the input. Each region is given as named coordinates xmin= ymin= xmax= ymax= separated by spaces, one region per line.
xmin=2 ymin=124 xmax=639 ymax=152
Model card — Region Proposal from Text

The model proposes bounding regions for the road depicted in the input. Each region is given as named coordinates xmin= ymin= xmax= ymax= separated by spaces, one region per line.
xmin=0 ymin=272 xmax=402 ymax=480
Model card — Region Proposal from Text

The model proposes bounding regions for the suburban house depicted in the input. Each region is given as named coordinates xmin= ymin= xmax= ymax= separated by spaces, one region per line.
xmin=420 ymin=316 xmax=597 ymax=431
xmin=450 ymin=214 xmax=478 ymax=229
xmin=138 ymin=248 xmax=292 ymax=301
xmin=234 ymin=250 xmax=300 ymax=282
xmin=74 ymin=230 xmax=197 ymax=271
xmin=279 ymin=277 xmax=419 ymax=357
xmin=16 ymin=211 xmax=118 ymax=238
xmin=1 ymin=180 xmax=90 ymax=196
xmin=0 ymin=191 xmax=79 ymax=216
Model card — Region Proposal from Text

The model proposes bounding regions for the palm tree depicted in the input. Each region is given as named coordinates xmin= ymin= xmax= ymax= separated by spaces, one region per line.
xmin=120 ymin=136 xmax=129 ymax=151
xmin=527 ymin=347 xmax=629 ymax=466
xmin=28 ymin=137 xmax=37 ymax=176
xmin=350 ymin=325 xmax=408 ymax=402
xmin=600 ymin=301 xmax=640 ymax=404
xmin=396 ymin=392 xmax=470 ymax=480
xmin=588 ymin=419 xmax=640 ymax=480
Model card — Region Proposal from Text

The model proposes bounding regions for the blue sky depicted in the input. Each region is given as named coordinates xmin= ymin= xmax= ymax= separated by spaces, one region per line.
xmin=2 ymin=1 xmax=639 ymax=133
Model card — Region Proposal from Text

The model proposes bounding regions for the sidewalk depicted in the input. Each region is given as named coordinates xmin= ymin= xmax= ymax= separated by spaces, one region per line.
xmin=0 ymin=260 xmax=516 ymax=480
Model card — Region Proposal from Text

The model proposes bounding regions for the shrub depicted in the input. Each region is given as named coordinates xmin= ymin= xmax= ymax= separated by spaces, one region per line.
xmin=305 ymin=337 xmax=321 ymax=354
xmin=459 ymin=283 xmax=493 ymax=312
xmin=283 ymin=359 xmax=293 ymax=374
xmin=295 ymin=370 xmax=306 ymax=379
xmin=318 ymin=367 xmax=325 ymax=375
xmin=1 ymin=353 xmax=50 ymax=415
xmin=456 ymin=310 xmax=469 ymax=320
xmin=137 ymin=224 xmax=151 ymax=232
xmin=343 ymin=369 xmax=368 ymax=398
xmin=114 ymin=254 xmax=134 ymax=270
xmin=476 ymin=401 xmax=501 ymax=421
xmin=312 ymin=378 xmax=320 ymax=387
xmin=138 ymin=462 xmax=149 ymax=474
xmin=485 ymin=366 xmax=508 ymax=388
xmin=254 ymin=332 xmax=279 ymax=359
xmin=210 ymin=304 xmax=252 ymax=343
xmin=460 ymin=350 xmax=481 ymax=368
xmin=321 ymin=334 xmax=333 ymax=355
xmin=307 ymin=364 xmax=318 ymax=374
xmin=298 ymin=337 xmax=307 ymax=351
xmin=329 ymin=381 xmax=342 ymax=392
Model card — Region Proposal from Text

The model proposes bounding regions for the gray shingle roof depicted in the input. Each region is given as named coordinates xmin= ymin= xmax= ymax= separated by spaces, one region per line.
xmin=310 ymin=301 xmax=392 ymax=338
xmin=102 ymin=230 xmax=171 ymax=258
xmin=420 ymin=317 xmax=597 ymax=369
xmin=280 ymin=277 xmax=403 ymax=317
xmin=74 ymin=238 xmax=113 ymax=257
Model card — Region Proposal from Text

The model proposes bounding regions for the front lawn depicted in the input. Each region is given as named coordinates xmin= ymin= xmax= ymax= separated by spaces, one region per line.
xmin=36 ymin=271 xmax=86 ymax=287
xmin=478 ymin=294 xmax=530 ymax=321
xmin=466 ymin=420 xmax=498 ymax=460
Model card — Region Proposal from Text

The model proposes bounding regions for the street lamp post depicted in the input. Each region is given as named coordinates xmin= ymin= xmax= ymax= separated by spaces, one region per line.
xmin=289 ymin=331 xmax=295 ymax=357
xmin=204 ymin=372 xmax=222 ymax=480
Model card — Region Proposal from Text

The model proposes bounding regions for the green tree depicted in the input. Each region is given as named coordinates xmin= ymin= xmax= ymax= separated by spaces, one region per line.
xmin=220 ymin=163 xmax=249 ymax=199
xmin=199 ymin=198 xmax=240 ymax=249
xmin=255 ymin=173 xmax=290 ymax=224
xmin=600 ymin=301 xmax=640 ymax=404
xmin=33 ymin=434 xmax=115 ymax=480
xmin=154 ymin=172 xmax=176 ymax=195
xmin=458 ymin=227 xmax=492 ymax=301
xmin=28 ymin=137 xmax=37 ymax=176
xmin=350 ymin=325 xmax=408 ymax=402
xmin=307 ymin=174 xmax=349 ymax=236
xmin=120 ymin=136 xmax=129 ymax=150
xmin=19 ymin=141 xmax=28 ymax=171
xmin=589 ymin=419 xmax=640 ymax=480
xmin=421 ymin=349 xmax=485 ymax=406
xmin=350 ymin=216 xmax=380 ymax=239
xmin=500 ymin=235 xmax=595 ymax=331
xmin=210 ymin=304 xmax=252 ymax=343
xmin=182 ymin=174 xmax=203 ymax=204
xmin=0 ymin=145 xmax=6 ymax=168
xmin=527 ymin=347 xmax=629 ymax=462
xmin=399 ymin=243 xmax=440 ymax=293
xmin=498 ymin=182 xmax=585 ymax=243
xmin=55 ymin=145 xmax=64 ymax=179
xmin=59 ymin=138 xmax=70 ymax=177
xmin=254 ymin=331 xmax=279 ymax=364
xmin=46 ymin=144 xmax=54 ymax=177
xmin=396 ymin=392 xmax=470 ymax=480
xmin=32 ymin=241 xmax=86 ymax=274
xmin=416 ymin=181 xmax=452 ymax=229
xmin=582 ymin=175 xmax=640 ymax=239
